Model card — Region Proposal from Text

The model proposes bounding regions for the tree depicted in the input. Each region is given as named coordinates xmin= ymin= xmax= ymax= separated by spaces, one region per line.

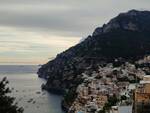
xmin=121 ymin=95 xmax=127 ymax=101
xmin=0 ymin=77 xmax=23 ymax=113
xmin=100 ymin=95 xmax=119 ymax=113
xmin=107 ymin=95 xmax=119 ymax=106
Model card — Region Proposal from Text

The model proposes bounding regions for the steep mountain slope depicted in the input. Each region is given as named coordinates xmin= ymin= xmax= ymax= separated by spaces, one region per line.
xmin=38 ymin=10 xmax=150 ymax=94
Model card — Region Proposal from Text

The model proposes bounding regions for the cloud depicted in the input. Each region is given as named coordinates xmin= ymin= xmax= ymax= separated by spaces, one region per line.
xmin=0 ymin=0 xmax=149 ymax=37
xmin=0 ymin=0 xmax=150 ymax=64
xmin=0 ymin=27 xmax=80 ymax=64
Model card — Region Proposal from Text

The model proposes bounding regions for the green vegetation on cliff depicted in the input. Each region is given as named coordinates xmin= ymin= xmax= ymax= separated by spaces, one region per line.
xmin=38 ymin=10 xmax=150 ymax=111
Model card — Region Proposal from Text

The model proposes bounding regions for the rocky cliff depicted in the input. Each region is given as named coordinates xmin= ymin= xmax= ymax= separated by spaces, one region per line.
xmin=38 ymin=10 xmax=150 ymax=111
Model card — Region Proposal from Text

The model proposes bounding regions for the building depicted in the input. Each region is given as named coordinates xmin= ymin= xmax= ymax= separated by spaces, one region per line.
xmin=96 ymin=94 xmax=108 ymax=109
xmin=143 ymin=75 xmax=150 ymax=81
xmin=133 ymin=75 xmax=150 ymax=113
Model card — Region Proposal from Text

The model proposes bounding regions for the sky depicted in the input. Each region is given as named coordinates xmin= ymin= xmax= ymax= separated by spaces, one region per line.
xmin=0 ymin=0 xmax=150 ymax=65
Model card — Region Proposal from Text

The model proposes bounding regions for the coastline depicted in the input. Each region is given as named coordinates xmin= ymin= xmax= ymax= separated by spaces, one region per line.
xmin=0 ymin=65 xmax=64 ymax=113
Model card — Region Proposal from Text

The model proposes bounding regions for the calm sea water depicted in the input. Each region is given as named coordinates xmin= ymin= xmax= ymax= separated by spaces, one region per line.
xmin=0 ymin=65 xmax=64 ymax=113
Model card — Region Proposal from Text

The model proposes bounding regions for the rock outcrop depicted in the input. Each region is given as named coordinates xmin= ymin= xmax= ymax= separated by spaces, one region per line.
xmin=38 ymin=10 xmax=150 ymax=112
xmin=93 ymin=10 xmax=150 ymax=36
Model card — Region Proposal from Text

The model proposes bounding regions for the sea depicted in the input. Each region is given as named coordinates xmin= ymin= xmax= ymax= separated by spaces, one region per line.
xmin=0 ymin=65 xmax=64 ymax=113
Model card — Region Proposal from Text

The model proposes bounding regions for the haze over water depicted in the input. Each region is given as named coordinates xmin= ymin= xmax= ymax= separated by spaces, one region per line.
xmin=0 ymin=65 xmax=64 ymax=113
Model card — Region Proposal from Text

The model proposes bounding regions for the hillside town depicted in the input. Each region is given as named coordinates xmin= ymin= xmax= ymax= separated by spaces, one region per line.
xmin=68 ymin=56 xmax=150 ymax=113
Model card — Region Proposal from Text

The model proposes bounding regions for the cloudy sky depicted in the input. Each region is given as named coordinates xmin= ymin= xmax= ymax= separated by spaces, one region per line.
xmin=0 ymin=0 xmax=150 ymax=65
